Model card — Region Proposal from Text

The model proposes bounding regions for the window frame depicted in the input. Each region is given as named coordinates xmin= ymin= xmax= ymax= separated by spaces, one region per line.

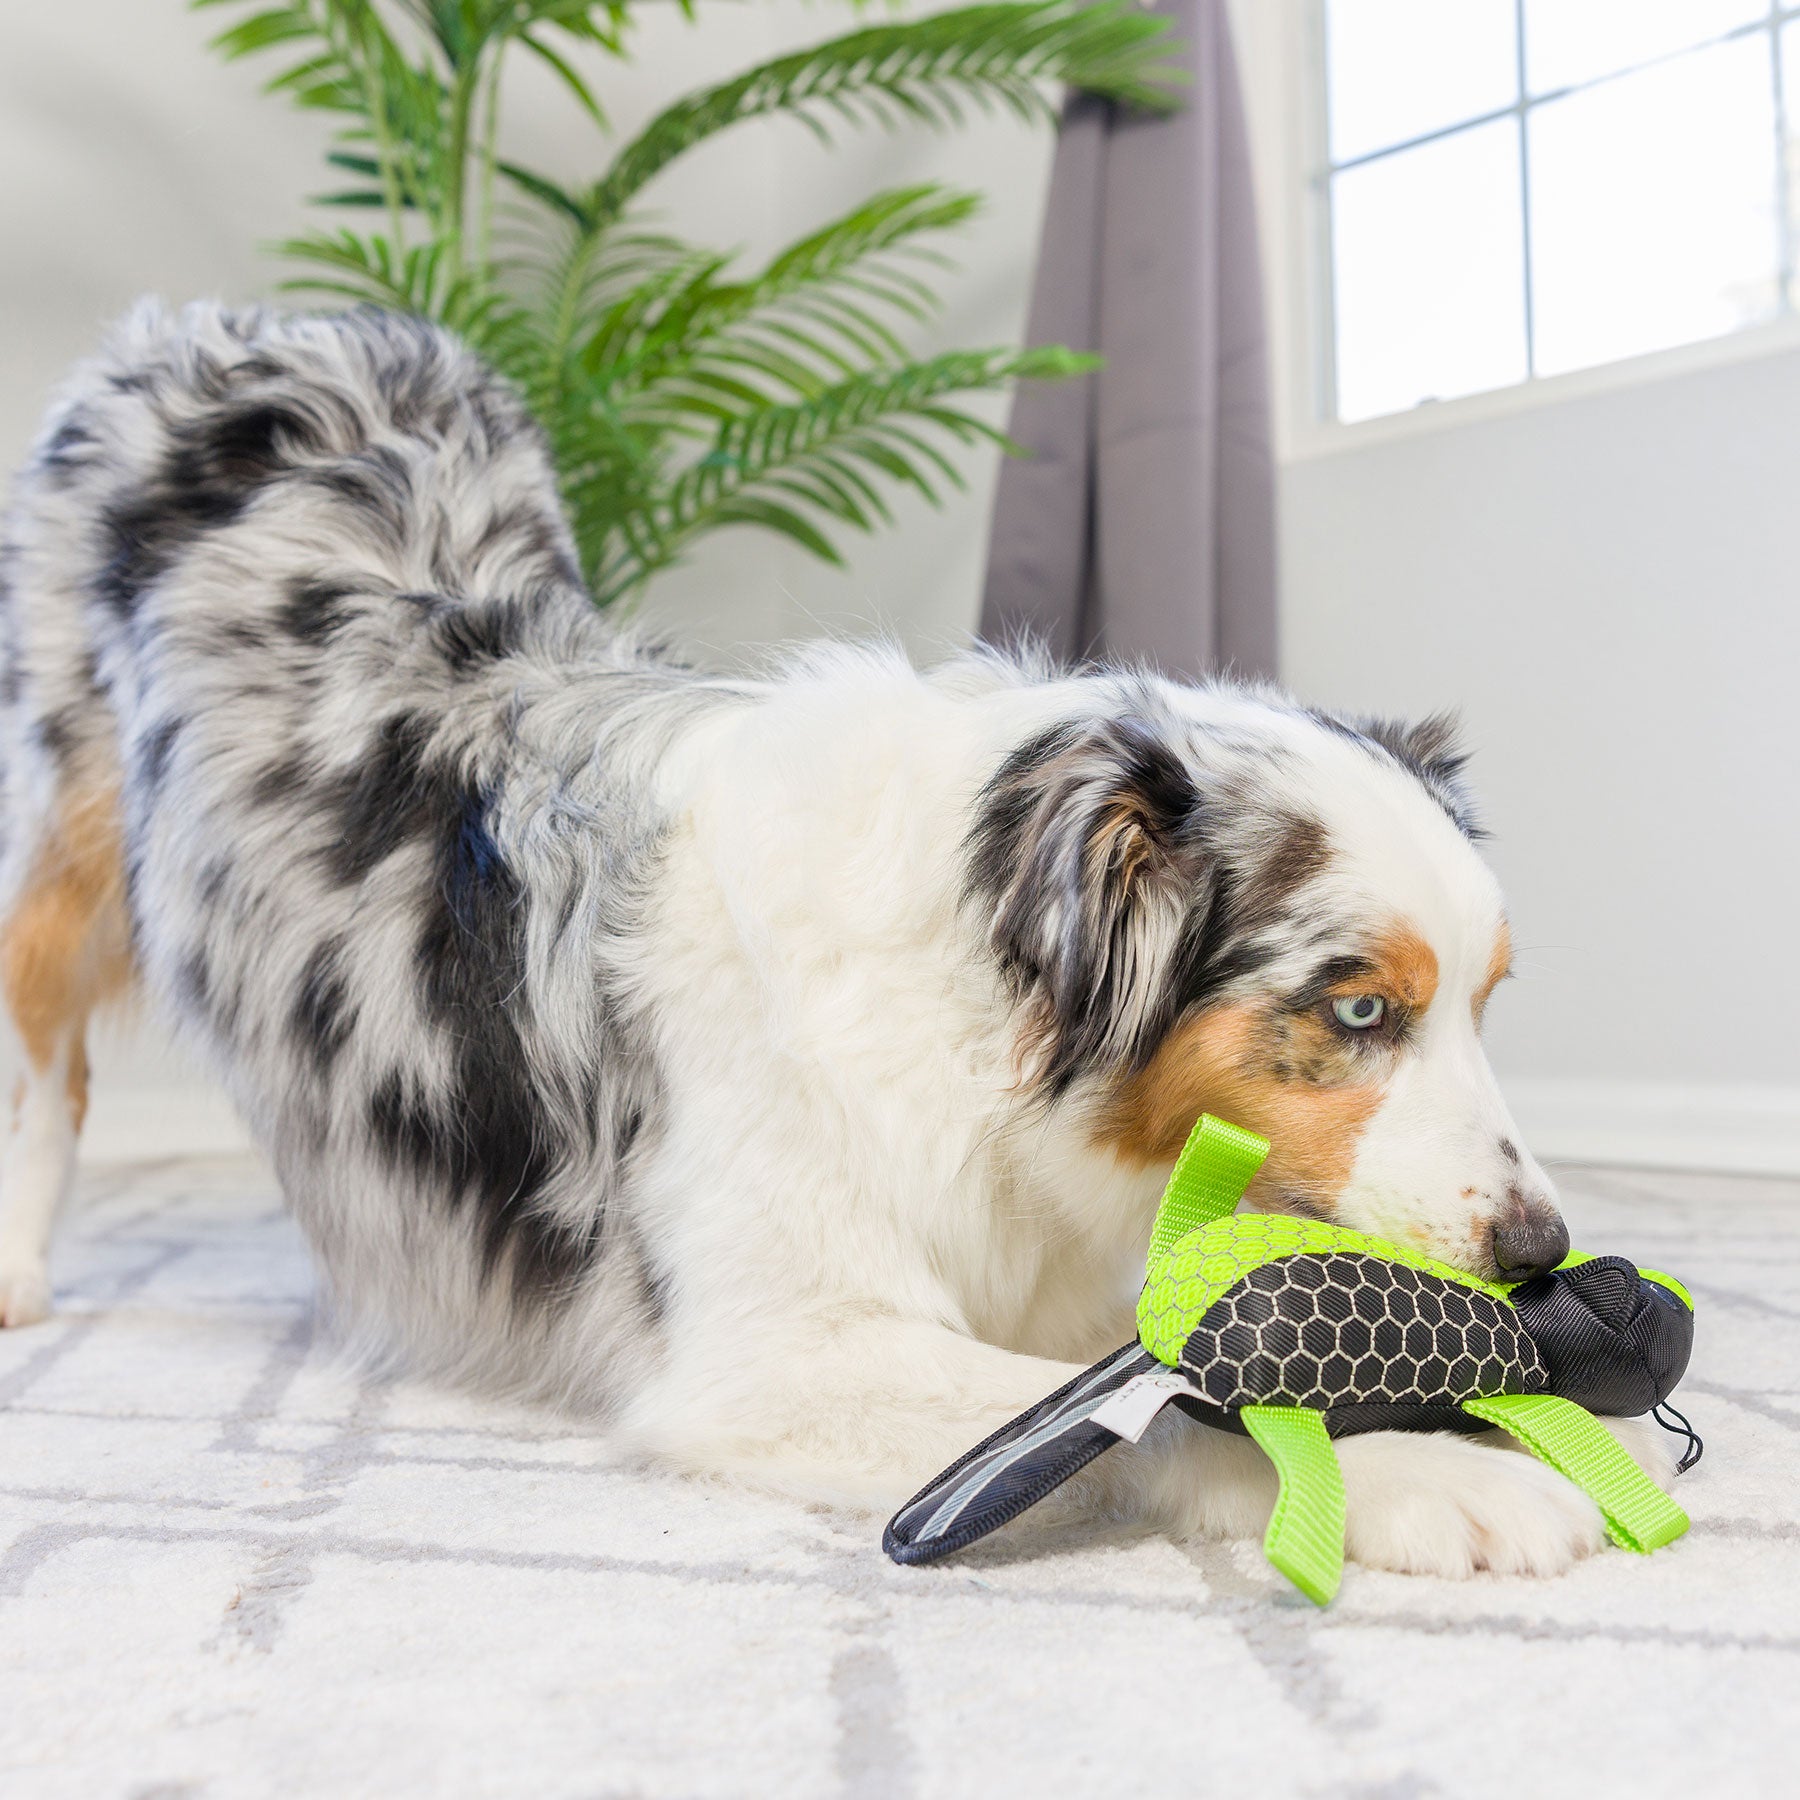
xmin=1299 ymin=0 xmax=1800 ymax=443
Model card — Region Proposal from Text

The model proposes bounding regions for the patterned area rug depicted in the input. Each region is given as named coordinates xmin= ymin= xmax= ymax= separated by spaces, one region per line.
xmin=1 ymin=1154 xmax=1793 ymax=1798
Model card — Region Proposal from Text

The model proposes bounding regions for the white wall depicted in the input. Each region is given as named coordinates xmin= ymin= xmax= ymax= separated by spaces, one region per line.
xmin=1279 ymin=354 xmax=1800 ymax=1172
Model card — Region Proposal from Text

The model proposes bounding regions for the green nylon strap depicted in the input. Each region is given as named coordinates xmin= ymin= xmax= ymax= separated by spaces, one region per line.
xmin=1146 ymin=1115 xmax=1272 ymax=1265
xmin=1462 ymin=1393 xmax=1690 ymax=1554
xmin=1240 ymin=1405 xmax=1345 ymax=1607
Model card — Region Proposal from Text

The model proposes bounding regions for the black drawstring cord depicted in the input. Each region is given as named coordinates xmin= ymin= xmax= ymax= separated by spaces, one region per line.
xmin=1653 ymin=1400 xmax=1703 ymax=1473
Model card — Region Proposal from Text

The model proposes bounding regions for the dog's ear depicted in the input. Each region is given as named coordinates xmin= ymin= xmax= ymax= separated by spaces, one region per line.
xmin=1352 ymin=711 xmax=1482 ymax=836
xmin=967 ymin=713 xmax=1213 ymax=1096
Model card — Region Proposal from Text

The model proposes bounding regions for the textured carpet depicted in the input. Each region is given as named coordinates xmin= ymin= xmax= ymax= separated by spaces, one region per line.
xmin=1 ymin=1153 xmax=1794 ymax=1799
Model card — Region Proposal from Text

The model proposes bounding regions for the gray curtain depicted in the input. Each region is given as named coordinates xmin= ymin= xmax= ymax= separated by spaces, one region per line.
xmin=979 ymin=0 xmax=1277 ymax=678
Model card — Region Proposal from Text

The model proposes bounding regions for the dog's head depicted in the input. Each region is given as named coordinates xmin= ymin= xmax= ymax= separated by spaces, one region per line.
xmin=969 ymin=684 xmax=1564 ymax=1282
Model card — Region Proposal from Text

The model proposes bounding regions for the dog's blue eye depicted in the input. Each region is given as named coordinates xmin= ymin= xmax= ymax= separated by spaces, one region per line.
xmin=1332 ymin=995 xmax=1386 ymax=1031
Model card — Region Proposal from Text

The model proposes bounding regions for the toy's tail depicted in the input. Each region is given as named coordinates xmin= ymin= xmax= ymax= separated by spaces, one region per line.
xmin=883 ymin=1343 xmax=1153 ymax=1564
xmin=886 ymin=1115 xmax=1268 ymax=1567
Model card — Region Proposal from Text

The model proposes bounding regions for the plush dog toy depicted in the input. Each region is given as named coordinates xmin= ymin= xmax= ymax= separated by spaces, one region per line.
xmin=885 ymin=1116 xmax=1698 ymax=1603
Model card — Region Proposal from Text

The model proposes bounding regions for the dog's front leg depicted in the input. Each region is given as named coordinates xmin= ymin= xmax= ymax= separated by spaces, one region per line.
xmin=619 ymin=1309 xmax=1280 ymax=1546
xmin=623 ymin=1313 xmax=1104 ymax=1506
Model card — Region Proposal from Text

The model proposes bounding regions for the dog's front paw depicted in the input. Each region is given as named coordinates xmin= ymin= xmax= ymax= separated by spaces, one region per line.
xmin=0 ymin=1261 xmax=52 ymax=1328
xmin=1337 ymin=1430 xmax=1603 ymax=1579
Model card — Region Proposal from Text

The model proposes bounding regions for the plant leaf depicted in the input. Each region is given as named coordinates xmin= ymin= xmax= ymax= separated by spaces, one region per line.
xmin=591 ymin=1 xmax=1183 ymax=224
xmin=194 ymin=0 xmax=1124 ymax=607
xmin=516 ymin=29 xmax=609 ymax=128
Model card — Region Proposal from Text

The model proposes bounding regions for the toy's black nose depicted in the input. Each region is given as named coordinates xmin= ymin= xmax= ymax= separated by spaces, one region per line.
xmin=1491 ymin=1203 xmax=1570 ymax=1280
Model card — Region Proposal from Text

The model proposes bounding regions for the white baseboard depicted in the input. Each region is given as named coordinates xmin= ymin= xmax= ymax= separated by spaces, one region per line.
xmin=1503 ymin=1078 xmax=1800 ymax=1177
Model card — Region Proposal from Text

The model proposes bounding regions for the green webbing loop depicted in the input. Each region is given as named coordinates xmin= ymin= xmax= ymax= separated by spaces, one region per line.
xmin=1240 ymin=1405 xmax=1345 ymax=1607
xmin=1146 ymin=1115 xmax=1271 ymax=1266
xmin=1462 ymin=1393 xmax=1690 ymax=1554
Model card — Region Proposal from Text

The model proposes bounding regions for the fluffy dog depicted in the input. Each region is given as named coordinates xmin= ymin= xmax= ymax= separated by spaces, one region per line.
xmin=0 ymin=301 xmax=1663 ymax=1578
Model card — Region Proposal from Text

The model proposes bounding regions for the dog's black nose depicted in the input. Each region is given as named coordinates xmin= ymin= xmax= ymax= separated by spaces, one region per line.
xmin=1491 ymin=1204 xmax=1570 ymax=1280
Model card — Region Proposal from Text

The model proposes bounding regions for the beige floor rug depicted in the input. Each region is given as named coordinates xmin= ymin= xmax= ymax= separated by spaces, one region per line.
xmin=1 ymin=1153 xmax=1793 ymax=1798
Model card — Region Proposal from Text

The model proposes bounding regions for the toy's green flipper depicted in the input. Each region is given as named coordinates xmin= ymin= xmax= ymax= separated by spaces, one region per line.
xmin=1463 ymin=1393 xmax=1689 ymax=1553
xmin=1146 ymin=1114 xmax=1270 ymax=1263
xmin=1240 ymin=1405 xmax=1345 ymax=1606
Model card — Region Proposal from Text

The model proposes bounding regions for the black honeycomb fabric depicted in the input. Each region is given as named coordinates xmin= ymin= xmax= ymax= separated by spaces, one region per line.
xmin=1173 ymin=1253 xmax=1546 ymax=1416
xmin=1171 ymin=1392 xmax=1499 ymax=1440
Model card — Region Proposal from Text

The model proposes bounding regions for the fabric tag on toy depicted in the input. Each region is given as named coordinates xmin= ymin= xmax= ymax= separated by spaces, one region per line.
xmin=1089 ymin=1368 xmax=1199 ymax=1443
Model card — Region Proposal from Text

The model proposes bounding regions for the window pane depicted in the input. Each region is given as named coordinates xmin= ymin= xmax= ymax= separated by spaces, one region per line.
xmin=1332 ymin=121 xmax=1528 ymax=422
xmin=1327 ymin=0 xmax=1518 ymax=165
xmin=1525 ymin=0 xmax=1766 ymax=96
xmin=1529 ymin=35 xmax=1779 ymax=378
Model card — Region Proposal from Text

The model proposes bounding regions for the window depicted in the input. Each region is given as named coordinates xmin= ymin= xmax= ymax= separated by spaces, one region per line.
xmin=1319 ymin=1 xmax=1800 ymax=424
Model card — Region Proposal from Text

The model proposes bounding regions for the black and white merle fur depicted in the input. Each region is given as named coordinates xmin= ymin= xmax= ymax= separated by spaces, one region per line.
xmin=0 ymin=301 xmax=1670 ymax=1580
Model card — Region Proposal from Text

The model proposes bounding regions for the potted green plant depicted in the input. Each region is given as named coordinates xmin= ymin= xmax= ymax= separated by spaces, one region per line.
xmin=197 ymin=0 xmax=1177 ymax=605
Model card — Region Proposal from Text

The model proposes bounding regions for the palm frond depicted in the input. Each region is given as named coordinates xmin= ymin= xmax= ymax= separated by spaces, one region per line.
xmin=560 ymin=183 xmax=980 ymax=449
xmin=272 ymin=224 xmax=527 ymax=353
xmin=697 ymin=182 xmax=977 ymax=355
xmin=593 ymin=346 xmax=1095 ymax=603
xmin=588 ymin=0 xmax=1181 ymax=224
xmin=195 ymin=0 xmax=1172 ymax=604
xmin=273 ymin=225 xmax=436 ymax=309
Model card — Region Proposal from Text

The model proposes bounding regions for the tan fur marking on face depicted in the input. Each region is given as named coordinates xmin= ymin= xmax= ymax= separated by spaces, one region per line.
xmin=0 ymin=781 xmax=133 ymax=1071
xmin=1473 ymin=922 xmax=1512 ymax=1025
xmin=1350 ymin=922 xmax=1438 ymax=1013
xmin=1096 ymin=1003 xmax=1382 ymax=1216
